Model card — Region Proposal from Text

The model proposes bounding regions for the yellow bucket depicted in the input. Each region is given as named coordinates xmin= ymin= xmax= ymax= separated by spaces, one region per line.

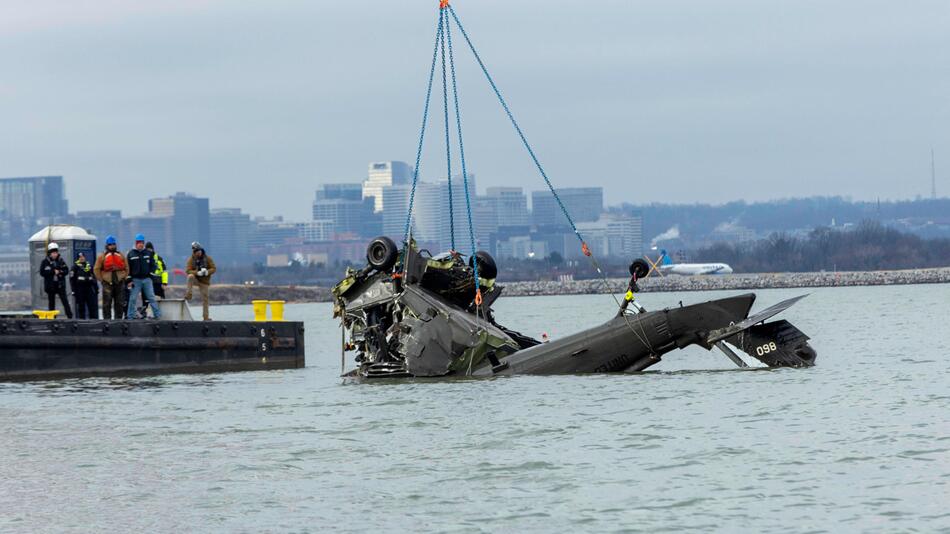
xmin=252 ymin=300 xmax=269 ymax=322
xmin=268 ymin=301 xmax=285 ymax=322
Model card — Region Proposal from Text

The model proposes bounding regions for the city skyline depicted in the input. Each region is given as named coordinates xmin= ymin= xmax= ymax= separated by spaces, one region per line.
xmin=0 ymin=1 xmax=946 ymax=220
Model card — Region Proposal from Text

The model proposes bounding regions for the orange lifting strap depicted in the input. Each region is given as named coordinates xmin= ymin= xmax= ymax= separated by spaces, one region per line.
xmin=439 ymin=0 xmax=449 ymax=9
xmin=474 ymin=288 xmax=483 ymax=306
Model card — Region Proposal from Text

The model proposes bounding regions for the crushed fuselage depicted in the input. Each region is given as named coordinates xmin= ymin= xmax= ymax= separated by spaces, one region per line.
xmin=333 ymin=242 xmax=816 ymax=378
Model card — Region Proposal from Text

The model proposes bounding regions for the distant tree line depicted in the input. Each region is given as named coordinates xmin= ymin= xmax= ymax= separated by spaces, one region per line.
xmin=691 ymin=221 xmax=950 ymax=272
xmin=613 ymin=196 xmax=950 ymax=243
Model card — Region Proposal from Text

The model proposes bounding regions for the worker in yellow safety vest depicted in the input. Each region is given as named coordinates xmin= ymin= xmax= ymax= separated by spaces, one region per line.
xmin=145 ymin=242 xmax=169 ymax=299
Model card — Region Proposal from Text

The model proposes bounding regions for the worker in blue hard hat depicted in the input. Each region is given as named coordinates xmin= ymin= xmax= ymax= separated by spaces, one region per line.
xmin=93 ymin=235 xmax=128 ymax=319
xmin=125 ymin=233 xmax=161 ymax=319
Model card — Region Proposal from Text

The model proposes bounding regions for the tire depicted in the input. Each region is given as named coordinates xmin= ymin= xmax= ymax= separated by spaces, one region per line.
xmin=629 ymin=259 xmax=650 ymax=279
xmin=366 ymin=236 xmax=399 ymax=272
xmin=468 ymin=250 xmax=498 ymax=280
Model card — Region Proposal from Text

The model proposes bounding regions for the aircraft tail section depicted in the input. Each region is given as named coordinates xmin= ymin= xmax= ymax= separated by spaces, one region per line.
xmin=726 ymin=320 xmax=816 ymax=367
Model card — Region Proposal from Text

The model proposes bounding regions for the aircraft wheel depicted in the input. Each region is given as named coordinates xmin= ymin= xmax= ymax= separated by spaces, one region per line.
xmin=629 ymin=258 xmax=650 ymax=279
xmin=469 ymin=251 xmax=498 ymax=280
xmin=366 ymin=236 xmax=399 ymax=272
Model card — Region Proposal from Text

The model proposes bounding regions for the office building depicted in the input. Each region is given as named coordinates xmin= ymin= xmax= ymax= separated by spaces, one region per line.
xmin=382 ymin=176 xmax=476 ymax=252
xmin=316 ymin=183 xmax=363 ymax=202
xmin=119 ymin=216 xmax=174 ymax=261
xmin=210 ymin=208 xmax=253 ymax=264
xmin=297 ymin=220 xmax=335 ymax=243
xmin=148 ymin=192 xmax=210 ymax=260
xmin=532 ymin=187 xmax=603 ymax=227
xmin=249 ymin=218 xmax=300 ymax=250
xmin=475 ymin=187 xmax=529 ymax=249
xmin=0 ymin=176 xmax=68 ymax=221
xmin=571 ymin=213 xmax=643 ymax=259
xmin=75 ymin=210 xmax=122 ymax=240
xmin=363 ymin=161 xmax=413 ymax=212
xmin=381 ymin=184 xmax=412 ymax=241
xmin=312 ymin=183 xmax=378 ymax=238
xmin=605 ymin=213 xmax=643 ymax=258
xmin=495 ymin=236 xmax=549 ymax=260
xmin=0 ymin=252 xmax=30 ymax=279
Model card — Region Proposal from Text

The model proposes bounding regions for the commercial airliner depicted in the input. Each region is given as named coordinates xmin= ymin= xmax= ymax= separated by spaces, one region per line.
xmin=657 ymin=250 xmax=733 ymax=276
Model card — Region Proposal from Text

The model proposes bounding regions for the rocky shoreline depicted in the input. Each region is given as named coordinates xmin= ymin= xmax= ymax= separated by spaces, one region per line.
xmin=502 ymin=267 xmax=950 ymax=297
xmin=2 ymin=268 xmax=948 ymax=311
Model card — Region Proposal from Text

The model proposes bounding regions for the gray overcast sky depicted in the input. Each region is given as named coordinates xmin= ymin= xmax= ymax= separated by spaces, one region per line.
xmin=1 ymin=0 xmax=947 ymax=220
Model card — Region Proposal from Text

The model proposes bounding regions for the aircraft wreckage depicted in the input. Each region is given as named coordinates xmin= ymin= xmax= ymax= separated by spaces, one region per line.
xmin=332 ymin=2 xmax=816 ymax=379
xmin=333 ymin=238 xmax=816 ymax=379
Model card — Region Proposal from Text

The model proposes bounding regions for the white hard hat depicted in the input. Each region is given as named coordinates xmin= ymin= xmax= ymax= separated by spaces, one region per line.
xmin=47 ymin=242 xmax=59 ymax=251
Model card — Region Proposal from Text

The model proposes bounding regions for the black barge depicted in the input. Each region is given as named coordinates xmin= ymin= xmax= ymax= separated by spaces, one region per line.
xmin=0 ymin=317 xmax=305 ymax=381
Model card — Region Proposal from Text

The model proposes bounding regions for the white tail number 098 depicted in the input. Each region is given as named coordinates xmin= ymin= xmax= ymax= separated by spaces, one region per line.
xmin=756 ymin=342 xmax=778 ymax=356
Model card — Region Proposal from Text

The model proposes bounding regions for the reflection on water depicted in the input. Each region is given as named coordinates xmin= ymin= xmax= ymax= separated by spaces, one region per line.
xmin=1 ymin=285 xmax=948 ymax=532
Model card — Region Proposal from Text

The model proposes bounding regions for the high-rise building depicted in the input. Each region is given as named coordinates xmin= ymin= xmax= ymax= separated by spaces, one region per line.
xmin=382 ymin=176 xmax=476 ymax=252
xmin=317 ymin=183 xmax=363 ymax=202
xmin=532 ymin=187 xmax=603 ymax=227
xmin=381 ymin=184 xmax=412 ymax=242
xmin=296 ymin=220 xmax=335 ymax=243
xmin=571 ymin=213 xmax=643 ymax=259
xmin=0 ymin=176 xmax=67 ymax=221
xmin=148 ymin=192 xmax=210 ymax=261
xmin=312 ymin=183 xmax=378 ymax=238
xmin=120 ymin=215 xmax=174 ymax=260
xmin=474 ymin=187 xmax=528 ymax=250
xmin=486 ymin=187 xmax=529 ymax=227
xmin=363 ymin=161 xmax=413 ymax=212
xmin=605 ymin=213 xmax=643 ymax=258
xmin=75 ymin=210 xmax=122 ymax=241
xmin=210 ymin=208 xmax=252 ymax=264
xmin=248 ymin=217 xmax=300 ymax=250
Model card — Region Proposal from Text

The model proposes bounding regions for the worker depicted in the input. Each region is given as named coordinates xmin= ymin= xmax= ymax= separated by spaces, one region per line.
xmin=39 ymin=242 xmax=73 ymax=318
xmin=145 ymin=242 xmax=168 ymax=299
xmin=93 ymin=235 xmax=128 ymax=319
xmin=69 ymin=252 xmax=99 ymax=319
xmin=185 ymin=241 xmax=216 ymax=321
xmin=125 ymin=234 xmax=162 ymax=320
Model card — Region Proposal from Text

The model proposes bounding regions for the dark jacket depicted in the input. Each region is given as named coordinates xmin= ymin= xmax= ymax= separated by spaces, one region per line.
xmin=186 ymin=251 xmax=217 ymax=285
xmin=39 ymin=256 xmax=69 ymax=292
xmin=126 ymin=248 xmax=156 ymax=280
xmin=70 ymin=260 xmax=98 ymax=293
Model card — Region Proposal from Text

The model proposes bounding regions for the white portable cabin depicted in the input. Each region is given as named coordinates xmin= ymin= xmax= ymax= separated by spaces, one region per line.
xmin=29 ymin=225 xmax=97 ymax=313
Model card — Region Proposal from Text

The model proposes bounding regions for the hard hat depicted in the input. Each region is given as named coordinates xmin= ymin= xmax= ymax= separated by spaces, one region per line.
xmin=105 ymin=235 xmax=117 ymax=245
xmin=47 ymin=242 xmax=59 ymax=252
xmin=135 ymin=233 xmax=145 ymax=242
xmin=145 ymin=241 xmax=154 ymax=250
xmin=191 ymin=241 xmax=202 ymax=250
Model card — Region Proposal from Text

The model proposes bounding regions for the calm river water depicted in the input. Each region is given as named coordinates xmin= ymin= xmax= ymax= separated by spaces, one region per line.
xmin=1 ymin=285 xmax=948 ymax=532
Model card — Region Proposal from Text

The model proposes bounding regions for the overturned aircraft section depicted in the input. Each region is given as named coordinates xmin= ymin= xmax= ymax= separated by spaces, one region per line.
xmin=333 ymin=2 xmax=817 ymax=379
xmin=333 ymin=238 xmax=817 ymax=379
